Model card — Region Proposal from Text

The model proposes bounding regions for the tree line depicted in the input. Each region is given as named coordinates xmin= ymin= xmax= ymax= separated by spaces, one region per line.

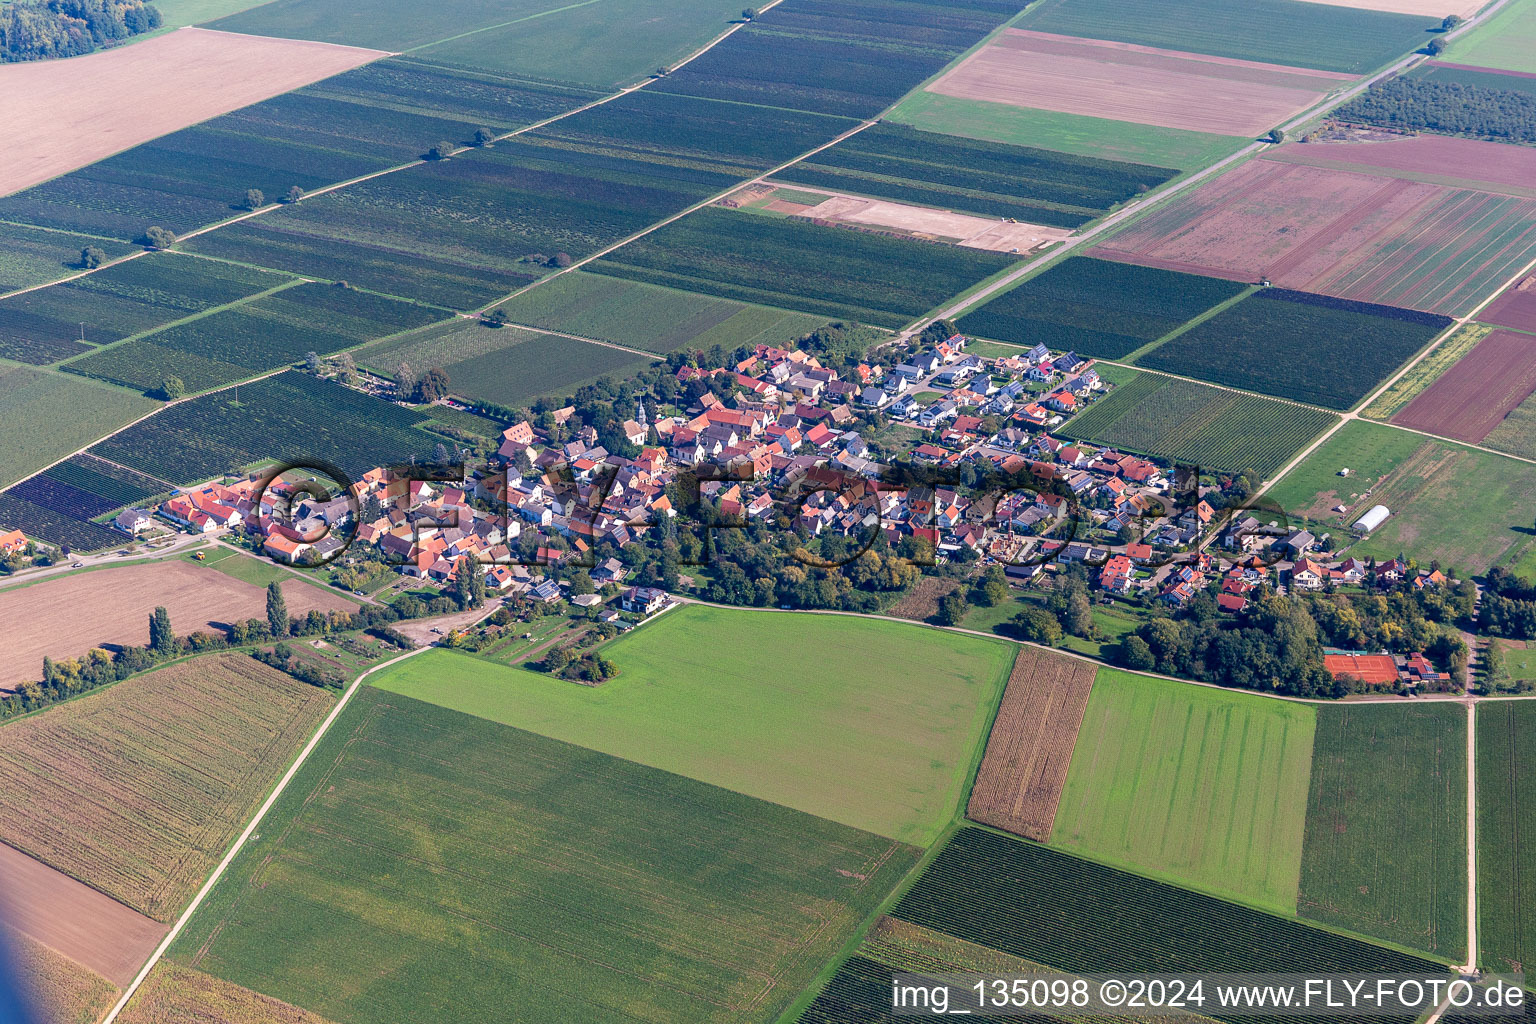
xmin=0 ymin=0 xmax=161 ymax=62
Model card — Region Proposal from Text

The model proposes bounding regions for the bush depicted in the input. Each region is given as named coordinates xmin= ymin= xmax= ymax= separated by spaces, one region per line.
xmin=427 ymin=140 xmax=454 ymax=160
xmin=142 ymin=226 xmax=176 ymax=250
xmin=79 ymin=245 xmax=107 ymax=269
xmin=242 ymin=188 xmax=265 ymax=211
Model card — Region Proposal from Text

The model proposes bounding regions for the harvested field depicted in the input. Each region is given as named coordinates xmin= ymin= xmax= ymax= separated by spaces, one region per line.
xmin=120 ymin=962 xmax=341 ymax=1024
xmin=966 ymin=647 xmax=1096 ymax=841
xmin=1392 ymin=329 xmax=1536 ymax=442
xmin=0 ymin=841 xmax=166 ymax=986
xmin=1094 ymin=147 xmax=1536 ymax=316
xmin=1297 ymin=0 xmax=1482 ymax=12
xmin=1481 ymin=273 xmax=1536 ymax=332
xmin=887 ymin=577 xmax=959 ymax=622
xmin=789 ymin=193 xmax=1071 ymax=252
xmin=0 ymin=654 xmax=334 ymax=921
xmin=7 ymin=925 xmax=119 ymax=1024
xmin=1264 ymin=135 xmax=1536 ymax=197
xmin=928 ymin=29 xmax=1352 ymax=137
xmin=0 ymin=562 xmax=355 ymax=690
xmin=0 ymin=28 xmax=386 ymax=199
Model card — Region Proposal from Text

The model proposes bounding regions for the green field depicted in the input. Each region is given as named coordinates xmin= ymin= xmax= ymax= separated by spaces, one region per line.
xmin=1478 ymin=701 xmax=1536 ymax=976
xmin=154 ymin=0 xmax=269 ymax=27
xmin=371 ymin=605 xmax=1014 ymax=844
xmin=358 ymin=319 xmax=656 ymax=407
xmin=1049 ymin=670 xmax=1315 ymax=913
xmin=1014 ymin=0 xmax=1438 ymax=74
xmin=206 ymin=0 xmax=587 ymax=51
xmin=417 ymin=0 xmax=746 ymax=89
xmin=1447 ymin=0 xmax=1536 ymax=74
xmin=490 ymin=271 xmax=826 ymax=354
xmin=170 ymin=688 xmax=919 ymax=1024
xmin=1486 ymin=386 xmax=1536 ymax=460
xmin=885 ymin=90 xmax=1250 ymax=170
xmin=1264 ymin=419 xmax=1420 ymax=520
xmin=0 ymin=225 xmax=133 ymax=296
xmin=590 ymin=205 xmax=1019 ymax=329
xmin=0 ymin=367 xmax=157 ymax=490
xmin=1058 ymin=372 xmax=1338 ymax=476
xmin=1299 ymin=704 xmax=1467 ymax=960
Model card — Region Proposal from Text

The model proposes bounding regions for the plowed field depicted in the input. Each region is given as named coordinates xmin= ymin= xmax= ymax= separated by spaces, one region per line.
xmin=1393 ymin=329 xmax=1536 ymax=442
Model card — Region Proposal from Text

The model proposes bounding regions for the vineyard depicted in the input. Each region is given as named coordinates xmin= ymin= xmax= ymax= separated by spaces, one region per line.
xmin=0 ymin=653 xmax=334 ymax=920
xmin=530 ymin=90 xmax=859 ymax=177
xmin=0 ymin=494 xmax=121 ymax=551
xmin=0 ymin=254 xmax=287 ymax=365
xmin=652 ymin=0 xmax=1019 ymax=118
xmin=776 ymin=124 xmax=1178 ymax=229
xmin=956 ymin=258 xmax=1245 ymax=359
xmin=1059 ymin=373 xmax=1337 ymax=476
xmin=591 ymin=206 xmax=1018 ymax=328
xmin=446 ymin=332 xmax=657 ymax=406
xmin=0 ymin=453 xmax=171 ymax=549
xmin=0 ymin=224 xmax=133 ymax=295
xmin=167 ymin=689 xmax=920 ymax=1024
xmin=0 ymin=367 xmax=157 ymax=492
xmin=67 ymin=281 xmax=446 ymax=394
xmin=891 ymin=829 xmax=1444 ymax=1023
xmin=1476 ymin=702 xmax=1536 ymax=977
xmin=490 ymin=271 xmax=826 ymax=354
xmin=86 ymin=371 xmax=436 ymax=483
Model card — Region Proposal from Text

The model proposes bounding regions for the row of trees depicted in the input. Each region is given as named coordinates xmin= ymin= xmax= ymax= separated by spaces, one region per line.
xmin=1338 ymin=78 xmax=1536 ymax=145
xmin=0 ymin=0 xmax=160 ymax=62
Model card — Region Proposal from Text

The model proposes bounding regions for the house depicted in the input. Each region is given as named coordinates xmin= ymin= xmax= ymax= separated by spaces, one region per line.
xmin=0 ymin=528 xmax=27 ymax=554
xmin=572 ymin=593 xmax=603 ymax=608
xmin=621 ymin=586 xmax=667 ymax=615
xmin=858 ymin=386 xmax=890 ymax=408
xmin=591 ymin=556 xmax=626 ymax=585
xmin=598 ymin=607 xmax=624 ymax=625
xmin=113 ymin=509 xmax=153 ymax=536
xmin=1276 ymin=529 xmax=1315 ymax=560
xmin=529 ymin=578 xmax=563 ymax=603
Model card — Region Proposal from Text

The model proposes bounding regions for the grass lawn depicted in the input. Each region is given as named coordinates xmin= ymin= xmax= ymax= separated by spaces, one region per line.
xmin=1478 ymin=701 xmax=1536 ymax=976
xmin=1503 ymin=642 xmax=1536 ymax=681
xmin=370 ymin=605 xmax=1015 ymax=844
xmin=168 ymin=689 xmax=919 ymax=1024
xmin=885 ymin=91 xmax=1247 ymax=171
xmin=153 ymin=0 xmax=270 ymax=28
xmin=1447 ymin=0 xmax=1536 ymax=74
xmin=1300 ymin=704 xmax=1467 ymax=961
xmin=1049 ymin=670 xmax=1316 ymax=914
xmin=1264 ymin=420 xmax=1421 ymax=521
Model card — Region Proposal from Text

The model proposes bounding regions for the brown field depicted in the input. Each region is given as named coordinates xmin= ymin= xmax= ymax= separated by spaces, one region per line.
xmin=887 ymin=577 xmax=958 ymax=622
xmin=0 ymin=27 xmax=387 ymax=199
xmin=1481 ymin=274 xmax=1536 ymax=332
xmin=966 ymin=647 xmax=1097 ymax=841
xmin=1265 ymin=134 xmax=1536 ymax=197
xmin=792 ymin=192 xmax=1071 ymax=252
xmin=0 ymin=654 xmax=334 ymax=921
xmin=119 ymin=962 xmax=341 ymax=1024
xmin=1393 ymin=329 xmax=1536 ymax=442
xmin=0 ymin=842 xmax=165 ymax=987
xmin=0 ymin=561 xmax=355 ymax=689
xmin=6 ymin=925 xmax=120 ymax=1024
xmin=926 ymin=29 xmax=1351 ymax=136
xmin=1092 ymin=141 xmax=1536 ymax=315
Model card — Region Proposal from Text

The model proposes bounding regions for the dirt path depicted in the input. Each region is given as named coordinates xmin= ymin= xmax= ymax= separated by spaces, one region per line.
xmin=1465 ymin=698 xmax=1479 ymax=973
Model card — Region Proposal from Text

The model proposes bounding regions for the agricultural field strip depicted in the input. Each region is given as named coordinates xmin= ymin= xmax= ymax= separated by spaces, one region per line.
xmin=1093 ymin=359 xmax=1339 ymax=415
xmin=96 ymin=640 xmax=450 ymax=1024
xmin=1258 ymin=240 xmax=1536 ymax=499
xmin=443 ymin=311 xmax=662 ymax=360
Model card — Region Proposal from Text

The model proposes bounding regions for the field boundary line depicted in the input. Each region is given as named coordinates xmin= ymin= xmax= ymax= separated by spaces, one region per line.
xmin=97 ymin=641 xmax=436 ymax=1024
xmin=399 ymin=0 xmax=610 ymax=55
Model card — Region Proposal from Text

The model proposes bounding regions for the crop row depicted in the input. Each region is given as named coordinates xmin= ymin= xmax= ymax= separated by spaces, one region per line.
xmin=86 ymin=371 xmax=435 ymax=483
xmin=443 ymin=331 xmax=657 ymax=407
xmin=1476 ymin=701 xmax=1536 ymax=978
xmin=66 ymin=282 xmax=443 ymax=394
xmin=957 ymin=258 xmax=1246 ymax=359
xmin=1059 ymin=373 xmax=1337 ymax=475
xmin=591 ymin=206 xmax=1017 ymax=329
xmin=44 ymin=454 xmax=167 ymax=507
xmin=892 ymin=828 xmax=1441 ymax=1024
xmin=530 ymin=90 xmax=859 ymax=177
xmin=0 ymin=493 xmax=121 ymax=551
xmin=0 ymin=224 xmax=133 ymax=295
xmin=652 ymin=0 xmax=1016 ymax=118
xmin=0 ymin=253 xmax=286 ymax=360
xmin=778 ymin=124 xmax=1177 ymax=226
xmin=1140 ymin=289 xmax=1451 ymax=410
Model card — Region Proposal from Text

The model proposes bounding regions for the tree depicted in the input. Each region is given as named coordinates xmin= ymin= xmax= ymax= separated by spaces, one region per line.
xmin=1119 ymin=634 xmax=1156 ymax=670
xmin=285 ymin=185 xmax=304 ymax=203
xmin=149 ymin=606 xmax=176 ymax=655
xmin=569 ymin=571 xmax=595 ymax=596
xmin=333 ymin=351 xmax=357 ymax=385
xmin=1266 ymin=127 xmax=1286 ymax=144
xmin=548 ymin=252 xmax=573 ymax=268
xmin=305 ymin=351 xmax=321 ymax=373
xmin=473 ymin=127 xmax=494 ymax=146
xmin=266 ymin=581 xmax=289 ymax=637
xmin=1011 ymin=606 xmax=1062 ymax=646
xmin=468 ymin=559 xmax=486 ymax=608
xmin=974 ymin=564 xmax=1009 ymax=607
xmin=396 ymin=361 xmax=417 ymax=398
xmin=415 ymin=366 xmax=451 ymax=403
xmin=1427 ymin=37 xmax=1447 ymax=54
xmin=143 ymin=226 xmax=175 ymax=249
xmin=742 ymin=7 xmax=757 ymax=19
xmin=157 ymin=376 xmax=185 ymax=400
xmin=483 ymin=308 xmax=508 ymax=327
xmin=427 ymin=140 xmax=454 ymax=160
xmin=242 ymin=188 xmax=264 ymax=210
xmin=79 ymin=245 xmax=106 ymax=269
xmin=1441 ymin=13 xmax=1464 ymax=29
xmin=936 ymin=590 xmax=968 ymax=627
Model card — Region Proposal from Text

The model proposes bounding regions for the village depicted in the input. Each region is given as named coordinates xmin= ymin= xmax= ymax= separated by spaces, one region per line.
xmin=37 ymin=331 xmax=1456 ymax=694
